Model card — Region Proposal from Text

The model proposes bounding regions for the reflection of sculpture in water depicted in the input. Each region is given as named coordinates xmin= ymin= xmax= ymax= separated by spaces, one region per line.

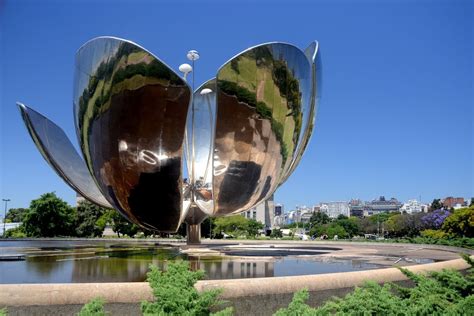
xmin=18 ymin=37 xmax=321 ymax=244
xmin=67 ymin=252 xmax=275 ymax=282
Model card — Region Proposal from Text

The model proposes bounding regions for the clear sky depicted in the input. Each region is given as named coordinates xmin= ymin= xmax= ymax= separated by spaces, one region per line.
xmin=0 ymin=0 xmax=472 ymax=211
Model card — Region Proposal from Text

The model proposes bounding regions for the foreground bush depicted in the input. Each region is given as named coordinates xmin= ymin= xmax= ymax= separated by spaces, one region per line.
xmin=141 ymin=261 xmax=232 ymax=315
xmin=3 ymin=226 xmax=26 ymax=238
xmin=275 ymin=254 xmax=474 ymax=315
xmin=77 ymin=298 xmax=106 ymax=316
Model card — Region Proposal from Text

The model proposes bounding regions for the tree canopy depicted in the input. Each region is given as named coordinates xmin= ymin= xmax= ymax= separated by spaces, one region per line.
xmin=5 ymin=208 xmax=28 ymax=223
xmin=75 ymin=201 xmax=110 ymax=237
xmin=22 ymin=192 xmax=75 ymax=237
xmin=213 ymin=215 xmax=263 ymax=238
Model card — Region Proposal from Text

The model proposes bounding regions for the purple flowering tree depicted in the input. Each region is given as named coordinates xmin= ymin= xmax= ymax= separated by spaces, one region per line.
xmin=421 ymin=209 xmax=451 ymax=230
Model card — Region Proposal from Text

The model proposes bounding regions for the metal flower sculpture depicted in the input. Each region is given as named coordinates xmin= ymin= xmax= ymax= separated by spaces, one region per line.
xmin=18 ymin=37 xmax=321 ymax=243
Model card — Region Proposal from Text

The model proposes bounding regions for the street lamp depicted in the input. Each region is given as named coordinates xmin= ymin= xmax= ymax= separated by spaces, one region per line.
xmin=2 ymin=199 xmax=10 ymax=237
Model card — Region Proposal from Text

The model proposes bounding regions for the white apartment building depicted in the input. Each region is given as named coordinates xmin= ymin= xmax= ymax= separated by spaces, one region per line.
xmin=399 ymin=199 xmax=428 ymax=214
xmin=320 ymin=202 xmax=350 ymax=218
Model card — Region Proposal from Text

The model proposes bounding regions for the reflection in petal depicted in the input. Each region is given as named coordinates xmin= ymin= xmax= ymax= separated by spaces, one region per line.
xmin=214 ymin=43 xmax=312 ymax=215
xmin=279 ymin=41 xmax=322 ymax=184
xmin=73 ymin=37 xmax=191 ymax=232
xmin=17 ymin=103 xmax=112 ymax=208
xmin=185 ymin=78 xmax=217 ymax=216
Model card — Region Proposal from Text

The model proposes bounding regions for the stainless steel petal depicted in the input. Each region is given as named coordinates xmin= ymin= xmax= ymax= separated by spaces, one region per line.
xmin=17 ymin=102 xmax=112 ymax=208
xmin=214 ymin=43 xmax=312 ymax=215
xmin=279 ymin=41 xmax=322 ymax=184
xmin=73 ymin=37 xmax=191 ymax=232
xmin=185 ymin=78 xmax=216 ymax=216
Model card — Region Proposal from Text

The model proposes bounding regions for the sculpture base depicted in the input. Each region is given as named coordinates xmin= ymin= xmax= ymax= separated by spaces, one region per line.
xmin=186 ymin=224 xmax=201 ymax=244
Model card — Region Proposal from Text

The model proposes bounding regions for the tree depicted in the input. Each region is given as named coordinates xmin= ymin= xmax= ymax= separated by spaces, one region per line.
xmin=22 ymin=192 xmax=75 ymax=237
xmin=470 ymin=198 xmax=474 ymax=207
xmin=75 ymin=200 xmax=110 ymax=237
xmin=247 ymin=219 xmax=264 ymax=237
xmin=309 ymin=212 xmax=330 ymax=225
xmin=358 ymin=217 xmax=378 ymax=234
xmin=335 ymin=217 xmax=360 ymax=237
xmin=385 ymin=213 xmax=425 ymax=237
xmin=421 ymin=209 xmax=450 ymax=230
xmin=213 ymin=215 xmax=263 ymax=238
xmin=110 ymin=211 xmax=139 ymax=237
xmin=311 ymin=223 xmax=348 ymax=239
xmin=441 ymin=206 xmax=474 ymax=238
xmin=5 ymin=208 xmax=28 ymax=223
xmin=270 ymin=228 xmax=283 ymax=238
xmin=430 ymin=199 xmax=443 ymax=211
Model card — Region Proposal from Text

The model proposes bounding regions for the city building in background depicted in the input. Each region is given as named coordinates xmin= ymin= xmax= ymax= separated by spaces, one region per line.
xmin=272 ymin=195 xmax=471 ymax=225
xmin=399 ymin=199 xmax=428 ymax=214
xmin=442 ymin=197 xmax=465 ymax=209
xmin=273 ymin=214 xmax=287 ymax=227
xmin=274 ymin=204 xmax=284 ymax=217
xmin=320 ymin=202 xmax=350 ymax=218
xmin=349 ymin=199 xmax=366 ymax=217
xmin=243 ymin=195 xmax=275 ymax=232
xmin=312 ymin=205 xmax=321 ymax=213
xmin=365 ymin=196 xmax=402 ymax=215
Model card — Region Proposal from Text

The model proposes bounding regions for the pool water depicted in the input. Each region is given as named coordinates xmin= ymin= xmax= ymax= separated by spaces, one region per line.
xmin=0 ymin=240 xmax=381 ymax=284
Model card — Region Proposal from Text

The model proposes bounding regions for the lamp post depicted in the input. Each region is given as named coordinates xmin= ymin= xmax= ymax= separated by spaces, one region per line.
xmin=2 ymin=199 xmax=10 ymax=237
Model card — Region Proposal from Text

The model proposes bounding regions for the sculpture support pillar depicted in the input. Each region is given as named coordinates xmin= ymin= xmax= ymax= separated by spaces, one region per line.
xmin=187 ymin=223 xmax=201 ymax=244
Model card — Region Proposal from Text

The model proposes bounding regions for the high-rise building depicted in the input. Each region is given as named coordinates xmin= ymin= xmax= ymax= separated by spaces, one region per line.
xmin=243 ymin=194 xmax=275 ymax=231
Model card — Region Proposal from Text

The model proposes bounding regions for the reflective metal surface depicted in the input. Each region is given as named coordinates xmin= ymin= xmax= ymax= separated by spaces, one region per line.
xmin=19 ymin=38 xmax=321 ymax=235
xmin=17 ymin=103 xmax=112 ymax=208
xmin=185 ymin=79 xmax=217 ymax=216
xmin=213 ymin=43 xmax=312 ymax=215
xmin=73 ymin=37 xmax=191 ymax=232
xmin=279 ymin=41 xmax=322 ymax=184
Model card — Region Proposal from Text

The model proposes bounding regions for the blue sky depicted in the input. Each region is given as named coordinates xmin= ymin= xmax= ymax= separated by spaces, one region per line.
xmin=1 ymin=0 xmax=472 ymax=211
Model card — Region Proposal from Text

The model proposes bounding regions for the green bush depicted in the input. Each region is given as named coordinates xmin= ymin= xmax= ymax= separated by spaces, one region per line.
xmin=420 ymin=229 xmax=449 ymax=239
xmin=442 ymin=206 xmax=474 ymax=238
xmin=3 ymin=226 xmax=26 ymax=238
xmin=275 ymin=254 xmax=474 ymax=315
xmin=78 ymin=297 xmax=106 ymax=316
xmin=270 ymin=228 xmax=283 ymax=238
xmin=311 ymin=223 xmax=348 ymax=239
xmin=141 ymin=261 xmax=232 ymax=316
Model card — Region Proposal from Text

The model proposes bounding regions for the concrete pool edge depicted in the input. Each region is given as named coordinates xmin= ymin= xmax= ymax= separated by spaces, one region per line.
xmin=0 ymin=256 xmax=471 ymax=307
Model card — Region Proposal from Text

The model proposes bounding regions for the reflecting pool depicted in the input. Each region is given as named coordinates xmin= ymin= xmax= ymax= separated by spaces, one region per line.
xmin=0 ymin=240 xmax=383 ymax=284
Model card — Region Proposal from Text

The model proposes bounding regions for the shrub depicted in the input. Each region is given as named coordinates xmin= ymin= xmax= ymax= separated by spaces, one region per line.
xmin=78 ymin=298 xmax=106 ymax=316
xmin=270 ymin=228 xmax=283 ymax=238
xmin=4 ymin=226 xmax=26 ymax=238
xmin=420 ymin=229 xmax=449 ymax=239
xmin=141 ymin=261 xmax=232 ymax=316
xmin=275 ymin=254 xmax=474 ymax=315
